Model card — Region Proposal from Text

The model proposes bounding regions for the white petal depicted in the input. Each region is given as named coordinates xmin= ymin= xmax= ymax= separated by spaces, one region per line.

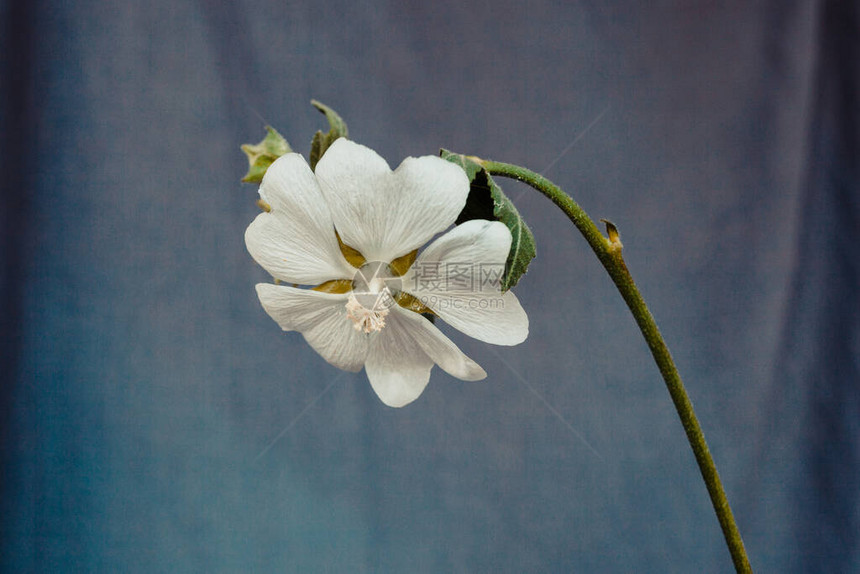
xmin=390 ymin=306 xmax=486 ymax=381
xmin=424 ymin=289 xmax=528 ymax=346
xmin=245 ymin=153 xmax=355 ymax=285
xmin=255 ymin=283 xmax=369 ymax=372
xmin=402 ymin=220 xmax=529 ymax=346
xmin=365 ymin=307 xmax=485 ymax=408
xmin=365 ymin=321 xmax=434 ymax=408
xmin=315 ymin=139 xmax=470 ymax=262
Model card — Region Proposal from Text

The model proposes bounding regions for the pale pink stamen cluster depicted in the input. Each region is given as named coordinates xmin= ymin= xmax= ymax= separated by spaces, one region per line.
xmin=346 ymin=291 xmax=391 ymax=333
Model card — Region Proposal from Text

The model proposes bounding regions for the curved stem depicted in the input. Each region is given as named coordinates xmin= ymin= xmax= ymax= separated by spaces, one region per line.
xmin=481 ymin=159 xmax=752 ymax=574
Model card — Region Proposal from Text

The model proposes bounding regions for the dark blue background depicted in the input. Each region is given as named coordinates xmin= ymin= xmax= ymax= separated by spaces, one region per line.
xmin=2 ymin=1 xmax=857 ymax=571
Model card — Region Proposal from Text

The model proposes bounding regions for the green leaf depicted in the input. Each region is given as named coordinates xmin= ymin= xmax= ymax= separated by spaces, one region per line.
xmin=240 ymin=126 xmax=291 ymax=183
xmin=309 ymin=100 xmax=349 ymax=171
xmin=441 ymin=150 xmax=537 ymax=291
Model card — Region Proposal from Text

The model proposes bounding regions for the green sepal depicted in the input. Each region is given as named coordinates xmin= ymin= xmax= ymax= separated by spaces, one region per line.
xmin=440 ymin=150 xmax=537 ymax=291
xmin=309 ymin=100 xmax=349 ymax=171
xmin=240 ymin=126 xmax=291 ymax=183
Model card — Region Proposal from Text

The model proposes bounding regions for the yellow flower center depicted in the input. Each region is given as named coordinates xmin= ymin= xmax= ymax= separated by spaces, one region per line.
xmin=311 ymin=233 xmax=436 ymax=333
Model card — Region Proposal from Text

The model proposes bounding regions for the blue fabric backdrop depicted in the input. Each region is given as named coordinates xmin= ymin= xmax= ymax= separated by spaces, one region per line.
xmin=2 ymin=1 xmax=858 ymax=571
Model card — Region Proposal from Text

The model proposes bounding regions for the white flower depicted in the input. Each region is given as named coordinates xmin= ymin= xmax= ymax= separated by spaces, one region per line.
xmin=245 ymin=138 xmax=529 ymax=407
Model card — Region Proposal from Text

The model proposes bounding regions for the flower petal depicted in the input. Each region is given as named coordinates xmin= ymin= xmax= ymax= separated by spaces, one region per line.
xmin=315 ymin=139 xmax=470 ymax=263
xmin=255 ymin=283 xmax=369 ymax=372
xmin=365 ymin=326 xmax=434 ymax=408
xmin=245 ymin=153 xmax=355 ymax=285
xmin=365 ymin=306 xmax=486 ymax=408
xmin=402 ymin=220 xmax=529 ymax=346
xmin=390 ymin=306 xmax=486 ymax=381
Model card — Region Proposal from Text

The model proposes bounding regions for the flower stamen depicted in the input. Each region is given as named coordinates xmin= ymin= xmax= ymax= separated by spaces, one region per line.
xmin=346 ymin=289 xmax=393 ymax=333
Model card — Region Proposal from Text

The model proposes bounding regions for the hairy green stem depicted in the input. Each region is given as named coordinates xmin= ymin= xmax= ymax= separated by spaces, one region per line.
xmin=482 ymin=160 xmax=752 ymax=574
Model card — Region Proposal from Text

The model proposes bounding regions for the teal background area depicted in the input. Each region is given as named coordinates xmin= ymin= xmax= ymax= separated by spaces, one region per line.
xmin=2 ymin=1 xmax=857 ymax=571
